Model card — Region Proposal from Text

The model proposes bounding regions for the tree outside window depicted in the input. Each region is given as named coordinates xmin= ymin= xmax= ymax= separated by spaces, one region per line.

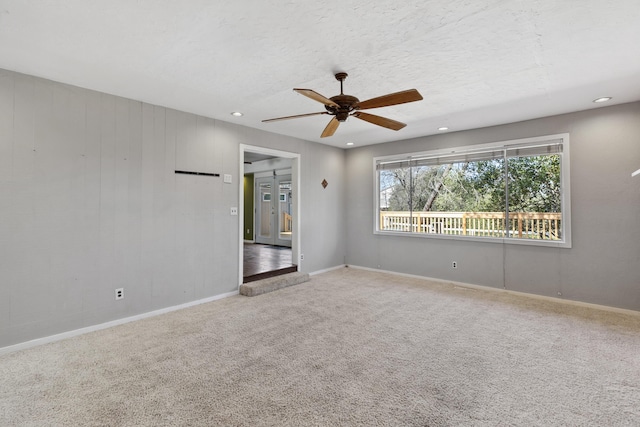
xmin=376 ymin=136 xmax=567 ymax=243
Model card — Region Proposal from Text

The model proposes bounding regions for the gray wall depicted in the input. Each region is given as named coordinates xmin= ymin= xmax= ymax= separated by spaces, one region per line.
xmin=346 ymin=102 xmax=640 ymax=311
xmin=0 ymin=69 xmax=346 ymax=348
xmin=2 ymin=65 xmax=637 ymax=350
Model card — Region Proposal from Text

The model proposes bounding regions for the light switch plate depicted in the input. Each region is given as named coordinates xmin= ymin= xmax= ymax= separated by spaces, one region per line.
xmin=223 ymin=174 xmax=232 ymax=183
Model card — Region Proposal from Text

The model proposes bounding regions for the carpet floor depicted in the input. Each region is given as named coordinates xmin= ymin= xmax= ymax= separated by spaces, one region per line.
xmin=1 ymin=267 xmax=639 ymax=426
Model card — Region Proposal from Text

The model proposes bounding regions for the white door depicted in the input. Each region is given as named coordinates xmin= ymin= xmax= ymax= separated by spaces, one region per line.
xmin=255 ymin=175 xmax=292 ymax=247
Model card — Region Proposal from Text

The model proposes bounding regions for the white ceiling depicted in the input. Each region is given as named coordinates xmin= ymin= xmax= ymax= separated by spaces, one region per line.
xmin=1 ymin=0 xmax=639 ymax=148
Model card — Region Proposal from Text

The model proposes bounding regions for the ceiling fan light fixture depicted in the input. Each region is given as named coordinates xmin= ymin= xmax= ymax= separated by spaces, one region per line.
xmin=592 ymin=97 xmax=612 ymax=103
xmin=262 ymin=72 xmax=423 ymax=137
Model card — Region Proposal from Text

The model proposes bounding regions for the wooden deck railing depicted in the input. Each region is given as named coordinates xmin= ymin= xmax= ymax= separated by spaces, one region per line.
xmin=380 ymin=211 xmax=562 ymax=240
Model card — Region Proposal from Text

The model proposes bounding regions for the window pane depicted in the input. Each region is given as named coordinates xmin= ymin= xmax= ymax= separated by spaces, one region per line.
xmin=421 ymin=159 xmax=506 ymax=237
xmin=379 ymin=159 xmax=508 ymax=237
xmin=507 ymin=154 xmax=562 ymax=240
xmin=375 ymin=135 xmax=568 ymax=246
xmin=279 ymin=180 xmax=292 ymax=241
xmin=412 ymin=164 xmax=461 ymax=235
xmin=379 ymin=168 xmax=411 ymax=231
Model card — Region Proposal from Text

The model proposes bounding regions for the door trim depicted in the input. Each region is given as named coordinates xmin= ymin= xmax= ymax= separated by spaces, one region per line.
xmin=239 ymin=145 xmax=300 ymax=288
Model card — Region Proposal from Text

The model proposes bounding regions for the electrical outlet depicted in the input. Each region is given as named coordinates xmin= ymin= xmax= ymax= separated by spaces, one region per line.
xmin=230 ymin=207 xmax=238 ymax=216
xmin=115 ymin=288 xmax=124 ymax=300
xmin=452 ymin=261 xmax=458 ymax=269
xmin=300 ymin=254 xmax=304 ymax=260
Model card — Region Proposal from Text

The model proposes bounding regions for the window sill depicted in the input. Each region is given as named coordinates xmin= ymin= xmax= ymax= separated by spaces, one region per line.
xmin=373 ymin=229 xmax=572 ymax=248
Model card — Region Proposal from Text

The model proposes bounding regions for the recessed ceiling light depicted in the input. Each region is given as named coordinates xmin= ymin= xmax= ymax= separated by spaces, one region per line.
xmin=346 ymin=142 xmax=354 ymax=146
xmin=593 ymin=97 xmax=612 ymax=103
xmin=438 ymin=127 xmax=449 ymax=131
xmin=230 ymin=111 xmax=243 ymax=117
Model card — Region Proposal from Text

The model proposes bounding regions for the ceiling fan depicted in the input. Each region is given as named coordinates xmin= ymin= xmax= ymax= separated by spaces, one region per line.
xmin=262 ymin=72 xmax=423 ymax=138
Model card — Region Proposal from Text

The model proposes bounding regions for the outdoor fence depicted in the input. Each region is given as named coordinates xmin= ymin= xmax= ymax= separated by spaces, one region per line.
xmin=380 ymin=211 xmax=562 ymax=240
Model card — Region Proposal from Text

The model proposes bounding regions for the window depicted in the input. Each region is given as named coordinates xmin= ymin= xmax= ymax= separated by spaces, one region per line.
xmin=375 ymin=134 xmax=571 ymax=247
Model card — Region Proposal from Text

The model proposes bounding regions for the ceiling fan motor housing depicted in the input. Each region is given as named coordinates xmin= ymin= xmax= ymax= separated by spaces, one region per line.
xmin=326 ymin=94 xmax=359 ymax=121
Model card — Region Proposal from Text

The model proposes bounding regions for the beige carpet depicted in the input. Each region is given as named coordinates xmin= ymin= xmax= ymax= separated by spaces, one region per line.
xmin=1 ymin=267 xmax=639 ymax=426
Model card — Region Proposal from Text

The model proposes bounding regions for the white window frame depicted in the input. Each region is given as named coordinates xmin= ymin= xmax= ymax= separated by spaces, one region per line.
xmin=373 ymin=133 xmax=571 ymax=248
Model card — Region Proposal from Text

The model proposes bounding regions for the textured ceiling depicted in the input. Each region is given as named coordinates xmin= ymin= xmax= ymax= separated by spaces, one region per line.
xmin=1 ymin=0 xmax=639 ymax=148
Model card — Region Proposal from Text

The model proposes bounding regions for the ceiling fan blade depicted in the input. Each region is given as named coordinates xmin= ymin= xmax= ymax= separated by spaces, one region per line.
xmin=352 ymin=111 xmax=406 ymax=131
xmin=356 ymin=89 xmax=423 ymax=110
xmin=262 ymin=112 xmax=328 ymax=123
xmin=321 ymin=117 xmax=340 ymax=138
xmin=294 ymin=89 xmax=340 ymax=108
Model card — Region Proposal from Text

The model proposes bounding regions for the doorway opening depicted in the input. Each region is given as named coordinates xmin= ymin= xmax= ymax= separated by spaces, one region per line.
xmin=239 ymin=146 xmax=300 ymax=285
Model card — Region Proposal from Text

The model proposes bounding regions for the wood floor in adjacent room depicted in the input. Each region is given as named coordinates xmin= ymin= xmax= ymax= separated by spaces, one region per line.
xmin=243 ymin=243 xmax=296 ymax=282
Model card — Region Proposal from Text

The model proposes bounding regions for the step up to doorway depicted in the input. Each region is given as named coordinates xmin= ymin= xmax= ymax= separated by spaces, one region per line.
xmin=239 ymin=272 xmax=310 ymax=297
xmin=243 ymin=265 xmax=298 ymax=283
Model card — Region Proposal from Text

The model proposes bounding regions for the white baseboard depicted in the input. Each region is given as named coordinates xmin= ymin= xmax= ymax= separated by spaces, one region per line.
xmin=347 ymin=265 xmax=640 ymax=317
xmin=309 ymin=264 xmax=346 ymax=276
xmin=0 ymin=290 xmax=239 ymax=356
xmin=7 ymin=264 xmax=636 ymax=357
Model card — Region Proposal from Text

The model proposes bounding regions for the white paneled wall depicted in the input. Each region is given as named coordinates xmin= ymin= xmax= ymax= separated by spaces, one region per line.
xmin=0 ymin=71 xmax=245 ymax=347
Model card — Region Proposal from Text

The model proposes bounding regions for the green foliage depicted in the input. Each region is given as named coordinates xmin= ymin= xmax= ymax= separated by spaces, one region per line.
xmin=384 ymin=167 xmax=439 ymax=211
xmin=383 ymin=154 xmax=561 ymax=213
xmin=507 ymin=155 xmax=561 ymax=212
